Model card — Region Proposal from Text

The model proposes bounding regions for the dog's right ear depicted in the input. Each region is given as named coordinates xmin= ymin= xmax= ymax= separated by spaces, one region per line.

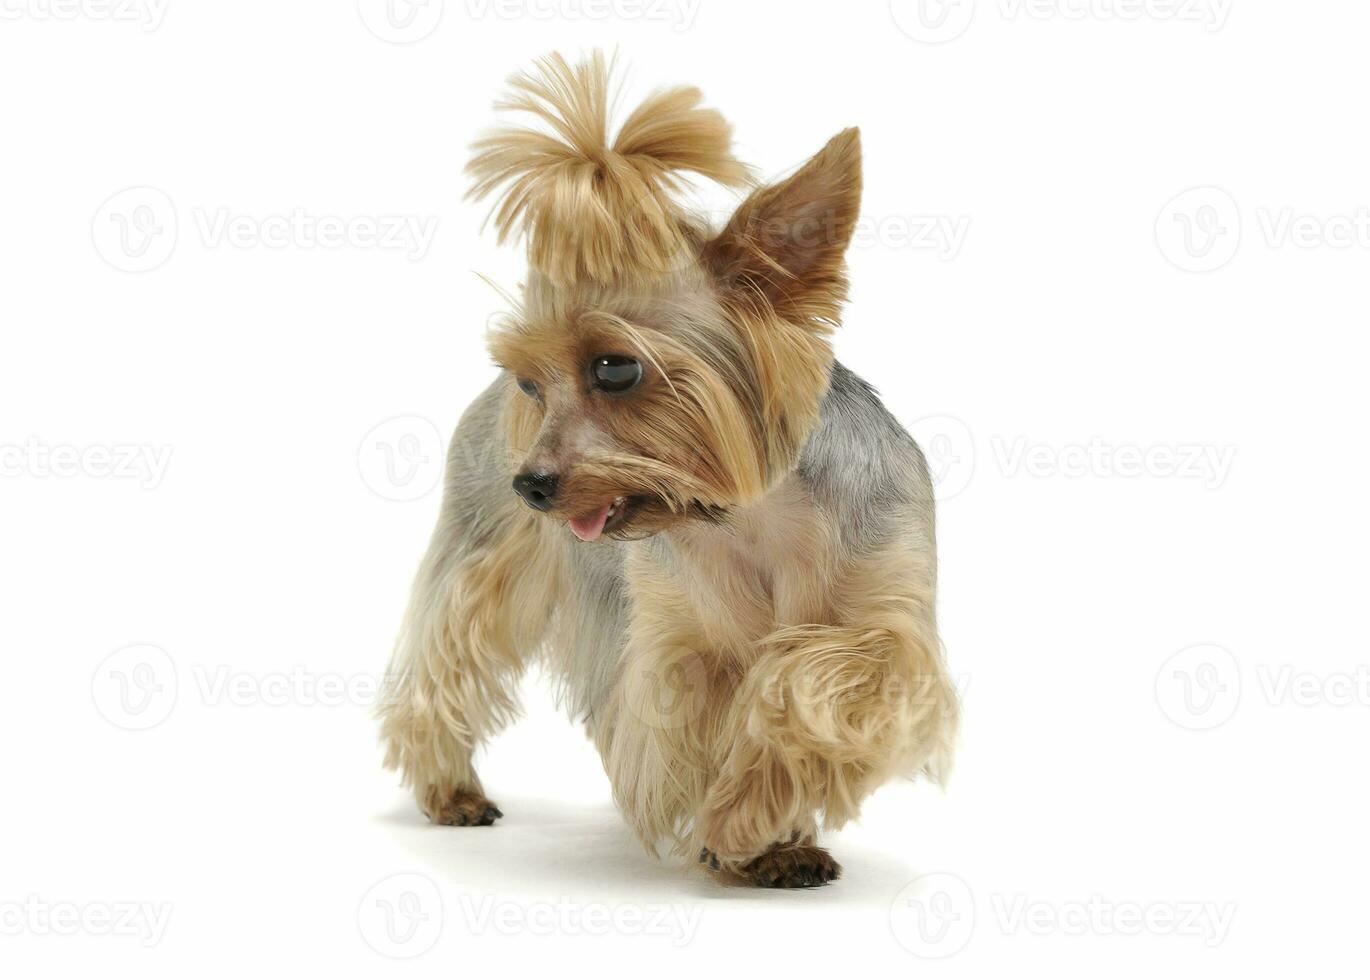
xmin=703 ymin=127 xmax=862 ymax=329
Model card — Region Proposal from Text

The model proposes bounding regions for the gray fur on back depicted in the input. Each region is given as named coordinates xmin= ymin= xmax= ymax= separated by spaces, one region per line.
xmin=797 ymin=361 xmax=935 ymax=555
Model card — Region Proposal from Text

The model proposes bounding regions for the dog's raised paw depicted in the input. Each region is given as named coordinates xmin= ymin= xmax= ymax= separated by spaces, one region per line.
xmin=738 ymin=843 xmax=842 ymax=889
xmin=427 ymin=789 xmax=503 ymax=827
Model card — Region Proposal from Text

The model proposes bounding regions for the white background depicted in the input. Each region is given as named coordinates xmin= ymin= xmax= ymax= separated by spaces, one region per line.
xmin=2 ymin=0 xmax=1367 ymax=975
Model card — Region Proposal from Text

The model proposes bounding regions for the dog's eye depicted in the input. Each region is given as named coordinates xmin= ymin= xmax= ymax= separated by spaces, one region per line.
xmin=590 ymin=355 xmax=642 ymax=393
xmin=516 ymin=377 xmax=540 ymax=399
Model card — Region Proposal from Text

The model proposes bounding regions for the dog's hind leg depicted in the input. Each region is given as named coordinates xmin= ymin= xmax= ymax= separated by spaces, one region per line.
xmin=378 ymin=381 xmax=563 ymax=825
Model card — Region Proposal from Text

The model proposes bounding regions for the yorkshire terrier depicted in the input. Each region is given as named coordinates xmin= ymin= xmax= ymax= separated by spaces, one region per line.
xmin=379 ymin=52 xmax=958 ymax=888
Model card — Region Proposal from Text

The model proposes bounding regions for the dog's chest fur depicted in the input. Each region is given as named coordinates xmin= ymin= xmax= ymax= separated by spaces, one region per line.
xmin=552 ymin=361 xmax=932 ymax=719
xmin=647 ymin=478 xmax=838 ymax=657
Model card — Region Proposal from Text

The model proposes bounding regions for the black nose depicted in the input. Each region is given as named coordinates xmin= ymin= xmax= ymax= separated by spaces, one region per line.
xmin=512 ymin=471 xmax=558 ymax=511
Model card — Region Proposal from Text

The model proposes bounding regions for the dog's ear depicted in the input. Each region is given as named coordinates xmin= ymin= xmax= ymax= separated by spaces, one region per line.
xmin=703 ymin=127 xmax=861 ymax=327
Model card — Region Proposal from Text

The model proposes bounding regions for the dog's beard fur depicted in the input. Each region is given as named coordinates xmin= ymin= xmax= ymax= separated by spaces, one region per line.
xmin=491 ymin=285 xmax=787 ymax=539
xmin=472 ymin=50 xmax=861 ymax=540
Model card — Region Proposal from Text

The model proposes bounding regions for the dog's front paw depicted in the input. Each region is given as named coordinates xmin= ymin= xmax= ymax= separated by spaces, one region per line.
xmin=739 ymin=842 xmax=842 ymax=888
xmin=423 ymin=788 xmax=503 ymax=827
xmin=698 ymin=839 xmax=841 ymax=888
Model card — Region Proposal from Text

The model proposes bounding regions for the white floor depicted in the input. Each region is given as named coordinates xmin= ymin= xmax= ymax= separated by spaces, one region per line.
xmin=7 ymin=657 xmax=1362 ymax=977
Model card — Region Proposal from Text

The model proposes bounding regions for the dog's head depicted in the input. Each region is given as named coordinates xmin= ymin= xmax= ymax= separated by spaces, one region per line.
xmin=470 ymin=52 xmax=861 ymax=541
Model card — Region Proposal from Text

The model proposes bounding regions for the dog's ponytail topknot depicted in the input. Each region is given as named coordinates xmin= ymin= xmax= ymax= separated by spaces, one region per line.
xmin=466 ymin=51 xmax=752 ymax=286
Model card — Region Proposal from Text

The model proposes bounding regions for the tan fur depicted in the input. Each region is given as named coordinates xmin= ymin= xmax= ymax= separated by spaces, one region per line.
xmin=379 ymin=52 xmax=958 ymax=885
xmin=380 ymin=492 xmax=562 ymax=812
xmin=595 ymin=479 xmax=955 ymax=862
xmin=467 ymin=51 xmax=751 ymax=286
xmin=490 ymin=290 xmax=770 ymax=526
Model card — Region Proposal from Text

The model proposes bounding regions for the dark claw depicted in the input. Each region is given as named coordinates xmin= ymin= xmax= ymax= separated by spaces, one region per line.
xmin=739 ymin=843 xmax=841 ymax=889
xmin=709 ymin=853 xmax=721 ymax=871
xmin=698 ymin=848 xmax=709 ymax=864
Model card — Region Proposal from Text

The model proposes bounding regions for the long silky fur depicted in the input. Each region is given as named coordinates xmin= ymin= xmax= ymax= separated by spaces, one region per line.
xmin=466 ymin=50 xmax=752 ymax=286
xmin=380 ymin=51 xmax=959 ymax=880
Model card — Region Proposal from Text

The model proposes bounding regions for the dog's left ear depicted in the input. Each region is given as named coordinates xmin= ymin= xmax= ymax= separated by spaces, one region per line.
xmin=703 ymin=127 xmax=861 ymax=325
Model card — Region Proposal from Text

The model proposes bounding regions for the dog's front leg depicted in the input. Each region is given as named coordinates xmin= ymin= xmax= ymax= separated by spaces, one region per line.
xmin=379 ymin=483 xmax=561 ymax=827
xmin=697 ymin=599 xmax=957 ymax=885
xmin=596 ymin=626 xmax=724 ymax=853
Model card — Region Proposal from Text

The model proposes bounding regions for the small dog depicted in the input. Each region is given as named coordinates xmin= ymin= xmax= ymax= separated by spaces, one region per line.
xmin=379 ymin=52 xmax=958 ymax=888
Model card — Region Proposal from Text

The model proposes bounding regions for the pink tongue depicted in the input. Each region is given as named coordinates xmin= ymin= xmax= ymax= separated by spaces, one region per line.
xmin=568 ymin=502 xmax=612 ymax=542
